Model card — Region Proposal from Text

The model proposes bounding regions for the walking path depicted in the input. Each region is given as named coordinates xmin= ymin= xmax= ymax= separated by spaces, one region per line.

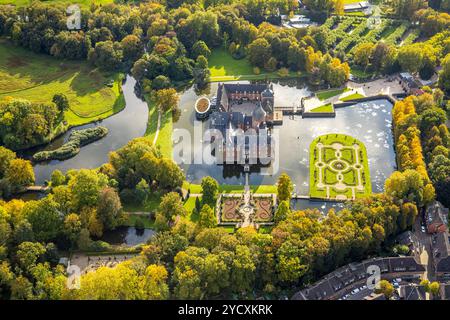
xmin=240 ymin=173 xmax=255 ymax=228
xmin=152 ymin=109 xmax=161 ymax=146
xmin=304 ymin=78 xmax=404 ymax=112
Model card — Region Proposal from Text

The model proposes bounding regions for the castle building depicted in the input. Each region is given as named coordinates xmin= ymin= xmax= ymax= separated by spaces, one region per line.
xmin=208 ymin=83 xmax=276 ymax=165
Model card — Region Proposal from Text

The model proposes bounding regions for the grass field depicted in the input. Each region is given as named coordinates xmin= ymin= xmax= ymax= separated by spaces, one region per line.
xmin=309 ymin=134 xmax=371 ymax=200
xmin=310 ymin=104 xmax=334 ymax=113
xmin=144 ymin=96 xmax=173 ymax=159
xmin=316 ymin=88 xmax=349 ymax=100
xmin=183 ymin=181 xmax=277 ymax=194
xmin=208 ymin=48 xmax=299 ymax=82
xmin=122 ymin=213 xmax=155 ymax=229
xmin=340 ymin=93 xmax=366 ymax=101
xmin=0 ymin=40 xmax=124 ymax=127
xmin=0 ymin=0 xmax=114 ymax=8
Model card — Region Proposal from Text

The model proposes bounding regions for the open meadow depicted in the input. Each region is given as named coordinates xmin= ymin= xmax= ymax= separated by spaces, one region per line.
xmin=0 ymin=40 xmax=124 ymax=127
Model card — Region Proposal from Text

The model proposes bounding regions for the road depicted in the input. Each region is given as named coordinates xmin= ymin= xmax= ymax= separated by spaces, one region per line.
xmin=413 ymin=212 xmax=434 ymax=300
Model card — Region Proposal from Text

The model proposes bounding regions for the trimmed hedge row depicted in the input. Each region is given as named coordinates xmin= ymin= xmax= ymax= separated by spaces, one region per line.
xmin=33 ymin=126 xmax=108 ymax=162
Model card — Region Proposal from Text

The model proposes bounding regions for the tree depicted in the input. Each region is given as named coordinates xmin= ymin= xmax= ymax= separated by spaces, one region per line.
xmin=439 ymin=54 xmax=450 ymax=95
xmin=143 ymin=265 xmax=170 ymax=300
xmin=397 ymin=45 xmax=423 ymax=73
xmin=157 ymin=192 xmax=186 ymax=224
xmin=23 ymin=197 xmax=62 ymax=242
xmin=230 ymin=245 xmax=256 ymax=292
xmin=154 ymin=88 xmax=179 ymax=112
xmin=371 ymin=42 xmax=395 ymax=73
xmin=375 ymin=279 xmax=394 ymax=299
xmin=198 ymin=204 xmax=217 ymax=228
xmin=0 ymin=146 xmax=15 ymax=178
xmin=52 ymin=93 xmax=69 ymax=114
xmin=248 ymin=38 xmax=271 ymax=68
xmin=96 ymin=187 xmax=123 ymax=231
xmin=276 ymin=240 xmax=308 ymax=282
xmin=76 ymin=262 xmax=144 ymax=300
xmin=353 ymin=43 xmax=374 ymax=69
xmin=16 ymin=241 xmax=46 ymax=272
xmin=88 ymin=41 xmax=123 ymax=71
xmin=156 ymin=158 xmax=185 ymax=189
xmin=277 ymin=173 xmax=293 ymax=202
xmin=274 ymin=200 xmax=290 ymax=222
xmin=201 ymin=176 xmax=219 ymax=207
xmin=50 ymin=170 xmax=66 ymax=187
xmin=136 ymin=179 xmax=150 ymax=204
xmin=51 ymin=185 xmax=72 ymax=215
xmin=64 ymin=214 xmax=82 ymax=246
xmin=68 ymin=169 xmax=105 ymax=210
xmin=121 ymin=35 xmax=142 ymax=62
xmin=192 ymin=40 xmax=211 ymax=59
xmin=5 ymin=158 xmax=35 ymax=191
xmin=13 ymin=220 xmax=34 ymax=245
xmin=77 ymin=228 xmax=92 ymax=251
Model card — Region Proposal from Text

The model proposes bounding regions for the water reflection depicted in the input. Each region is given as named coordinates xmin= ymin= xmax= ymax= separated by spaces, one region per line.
xmin=100 ymin=227 xmax=155 ymax=246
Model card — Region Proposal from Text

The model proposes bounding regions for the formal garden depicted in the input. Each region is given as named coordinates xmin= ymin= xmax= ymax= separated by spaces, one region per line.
xmin=309 ymin=134 xmax=371 ymax=200
xmin=217 ymin=193 xmax=275 ymax=226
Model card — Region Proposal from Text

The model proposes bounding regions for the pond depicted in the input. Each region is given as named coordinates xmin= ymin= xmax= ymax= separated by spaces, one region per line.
xmin=28 ymin=75 xmax=149 ymax=185
xmin=100 ymin=227 xmax=156 ymax=246
xmin=175 ymin=80 xmax=396 ymax=195
xmin=291 ymin=198 xmax=345 ymax=214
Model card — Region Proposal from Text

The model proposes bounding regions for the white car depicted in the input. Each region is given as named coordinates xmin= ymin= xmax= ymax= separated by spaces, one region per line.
xmin=421 ymin=226 xmax=426 ymax=233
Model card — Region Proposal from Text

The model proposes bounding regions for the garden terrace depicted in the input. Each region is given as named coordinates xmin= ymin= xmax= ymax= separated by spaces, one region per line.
xmin=252 ymin=195 xmax=275 ymax=223
xmin=309 ymin=134 xmax=371 ymax=200
xmin=219 ymin=194 xmax=243 ymax=223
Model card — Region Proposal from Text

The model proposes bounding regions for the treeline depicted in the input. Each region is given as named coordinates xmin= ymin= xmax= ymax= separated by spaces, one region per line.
xmin=391 ymin=91 xmax=450 ymax=207
xmin=0 ymin=98 xmax=62 ymax=150
xmin=0 ymin=0 xmax=349 ymax=90
xmin=0 ymin=170 xmax=422 ymax=299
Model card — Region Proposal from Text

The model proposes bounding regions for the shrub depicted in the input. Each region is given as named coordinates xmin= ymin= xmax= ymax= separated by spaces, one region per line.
xmin=277 ymin=68 xmax=290 ymax=77
xmin=253 ymin=66 xmax=261 ymax=75
xmin=135 ymin=217 xmax=145 ymax=230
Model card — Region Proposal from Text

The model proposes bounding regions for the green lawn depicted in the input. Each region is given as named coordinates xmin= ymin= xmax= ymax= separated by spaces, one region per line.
xmin=309 ymin=133 xmax=372 ymax=200
xmin=0 ymin=40 xmax=124 ymax=127
xmin=310 ymin=103 xmax=334 ymax=113
xmin=340 ymin=93 xmax=366 ymax=101
xmin=144 ymin=96 xmax=173 ymax=159
xmin=350 ymin=66 xmax=374 ymax=80
xmin=316 ymin=88 xmax=349 ymax=100
xmin=208 ymin=48 xmax=299 ymax=82
xmin=183 ymin=182 xmax=277 ymax=194
xmin=122 ymin=192 xmax=164 ymax=213
xmin=0 ymin=0 xmax=114 ymax=8
xmin=122 ymin=213 xmax=155 ymax=229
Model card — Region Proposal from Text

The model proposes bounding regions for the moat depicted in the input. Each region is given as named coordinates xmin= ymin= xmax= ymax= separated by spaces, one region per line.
xmin=28 ymin=79 xmax=396 ymax=197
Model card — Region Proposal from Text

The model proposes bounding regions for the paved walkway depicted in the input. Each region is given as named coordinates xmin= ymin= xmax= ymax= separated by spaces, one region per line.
xmin=152 ymin=110 xmax=162 ymax=146
xmin=304 ymin=78 xmax=404 ymax=112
